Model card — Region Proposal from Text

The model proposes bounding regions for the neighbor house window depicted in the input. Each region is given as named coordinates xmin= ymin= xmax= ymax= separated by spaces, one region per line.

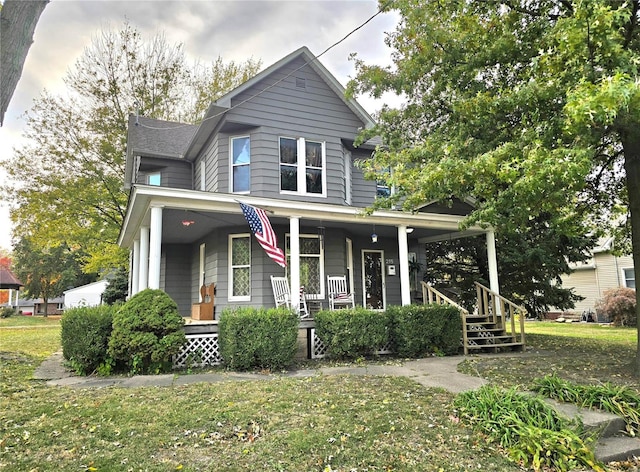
xmin=285 ymin=234 xmax=324 ymax=298
xmin=624 ymin=268 xmax=636 ymax=289
xmin=147 ymin=172 xmax=161 ymax=186
xmin=231 ymin=136 xmax=250 ymax=193
xmin=229 ymin=234 xmax=251 ymax=300
xmin=279 ymin=137 xmax=325 ymax=196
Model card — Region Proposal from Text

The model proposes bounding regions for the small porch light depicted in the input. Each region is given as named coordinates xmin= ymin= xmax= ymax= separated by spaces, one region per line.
xmin=406 ymin=227 xmax=414 ymax=234
xmin=182 ymin=220 xmax=195 ymax=227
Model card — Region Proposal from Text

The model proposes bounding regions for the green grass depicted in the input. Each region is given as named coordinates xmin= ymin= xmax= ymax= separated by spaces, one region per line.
xmin=0 ymin=323 xmax=517 ymax=472
xmin=1 ymin=319 xmax=639 ymax=471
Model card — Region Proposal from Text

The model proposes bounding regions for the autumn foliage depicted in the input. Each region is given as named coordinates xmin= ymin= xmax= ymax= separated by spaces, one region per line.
xmin=595 ymin=288 xmax=637 ymax=327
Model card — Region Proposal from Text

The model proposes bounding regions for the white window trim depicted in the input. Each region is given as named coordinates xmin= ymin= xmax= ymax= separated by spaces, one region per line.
xmin=344 ymin=148 xmax=352 ymax=205
xmin=228 ymin=233 xmax=251 ymax=302
xmin=279 ymin=136 xmax=327 ymax=198
xmin=622 ymin=267 xmax=636 ymax=288
xmin=230 ymin=135 xmax=251 ymax=194
xmin=285 ymin=233 xmax=325 ymax=298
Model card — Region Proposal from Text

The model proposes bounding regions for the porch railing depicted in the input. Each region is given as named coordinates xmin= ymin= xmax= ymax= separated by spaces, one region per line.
xmin=474 ymin=282 xmax=526 ymax=347
xmin=421 ymin=282 xmax=471 ymax=352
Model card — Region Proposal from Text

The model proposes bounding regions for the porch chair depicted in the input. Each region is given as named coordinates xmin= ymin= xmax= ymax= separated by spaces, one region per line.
xmin=270 ymin=275 xmax=309 ymax=318
xmin=327 ymin=275 xmax=355 ymax=310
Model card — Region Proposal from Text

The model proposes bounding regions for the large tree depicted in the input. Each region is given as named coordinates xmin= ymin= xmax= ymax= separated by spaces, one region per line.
xmin=1 ymin=23 xmax=261 ymax=273
xmin=12 ymin=238 xmax=94 ymax=316
xmin=348 ymin=1 xmax=640 ymax=373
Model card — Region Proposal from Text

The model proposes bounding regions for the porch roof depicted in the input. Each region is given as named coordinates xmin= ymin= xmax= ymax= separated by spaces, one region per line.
xmin=118 ymin=185 xmax=488 ymax=248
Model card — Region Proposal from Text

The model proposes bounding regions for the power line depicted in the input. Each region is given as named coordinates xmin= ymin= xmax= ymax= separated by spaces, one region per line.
xmin=138 ymin=6 xmax=384 ymax=131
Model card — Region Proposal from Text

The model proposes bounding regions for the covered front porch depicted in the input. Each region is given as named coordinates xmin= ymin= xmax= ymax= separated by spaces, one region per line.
xmin=119 ymin=186 xmax=502 ymax=318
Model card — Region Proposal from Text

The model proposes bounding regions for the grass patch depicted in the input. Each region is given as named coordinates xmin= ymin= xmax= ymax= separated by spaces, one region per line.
xmin=459 ymin=322 xmax=640 ymax=392
xmin=0 ymin=315 xmax=61 ymax=328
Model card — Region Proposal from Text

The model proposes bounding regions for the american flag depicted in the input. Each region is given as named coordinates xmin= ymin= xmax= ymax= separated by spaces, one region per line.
xmin=239 ymin=202 xmax=287 ymax=268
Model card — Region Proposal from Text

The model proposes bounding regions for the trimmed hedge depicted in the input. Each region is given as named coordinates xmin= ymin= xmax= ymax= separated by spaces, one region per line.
xmin=108 ymin=289 xmax=186 ymax=374
xmin=61 ymin=305 xmax=115 ymax=375
xmin=387 ymin=304 xmax=462 ymax=357
xmin=219 ymin=306 xmax=299 ymax=371
xmin=314 ymin=307 xmax=390 ymax=359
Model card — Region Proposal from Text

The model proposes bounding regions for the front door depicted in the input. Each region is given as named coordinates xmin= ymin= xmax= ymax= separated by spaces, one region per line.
xmin=362 ymin=250 xmax=385 ymax=310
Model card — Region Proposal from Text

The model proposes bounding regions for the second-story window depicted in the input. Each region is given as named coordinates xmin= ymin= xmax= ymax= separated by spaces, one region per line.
xmin=376 ymin=167 xmax=392 ymax=198
xmin=279 ymin=137 xmax=325 ymax=196
xmin=147 ymin=172 xmax=161 ymax=186
xmin=231 ymin=136 xmax=250 ymax=193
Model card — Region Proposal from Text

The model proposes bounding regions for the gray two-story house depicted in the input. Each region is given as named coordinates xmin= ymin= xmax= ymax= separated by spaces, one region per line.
xmin=118 ymin=46 xmax=499 ymax=321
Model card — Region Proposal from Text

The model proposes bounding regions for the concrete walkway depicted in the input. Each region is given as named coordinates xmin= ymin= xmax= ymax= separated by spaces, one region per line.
xmin=34 ymin=351 xmax=487 ymax=393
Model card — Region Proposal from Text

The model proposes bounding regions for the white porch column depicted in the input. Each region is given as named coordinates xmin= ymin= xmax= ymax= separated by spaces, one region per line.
xmin=131 ymin=240 xmax=140 ymax=296
xmin=289 ymin=216 xmax=300 ymax=312
xmin=397 ymin=225 xmax=411 ymax=306
xmin=138 ymin=226 xmax=150 ymax=292
xmin=486 ymin=230 xmax=500 ymax=294
xmin=148 ymin=206 xmax=163 ymax=290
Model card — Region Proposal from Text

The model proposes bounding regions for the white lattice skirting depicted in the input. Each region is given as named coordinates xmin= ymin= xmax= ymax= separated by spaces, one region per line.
xmin=311 ymin=329 xmax=393 ymax=358
xmin=173 ymin=333 xmax=222 ymax=368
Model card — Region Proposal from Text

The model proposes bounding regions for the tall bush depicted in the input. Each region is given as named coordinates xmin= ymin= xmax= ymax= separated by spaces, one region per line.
xmin=108 ymin=289 xmax=186 ymax=374
xmin=219 ymin=306 xmax=298 ymax=371
xmin=595 ymin=287 xmax=637 ymax=326
xmin=314 ymin=307 xmax=390 ymax=359
xmin=61 ymin=305 xmax=115 ymax=375
xmin=387 ymin=304 xmax=461 ymax=357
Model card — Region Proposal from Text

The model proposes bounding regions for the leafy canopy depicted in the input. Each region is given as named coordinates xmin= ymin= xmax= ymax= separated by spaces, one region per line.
xmin=348 ymin=0 xmax=640 ymax=373
xmin=1 ymin=22 xmax=261 ymax=273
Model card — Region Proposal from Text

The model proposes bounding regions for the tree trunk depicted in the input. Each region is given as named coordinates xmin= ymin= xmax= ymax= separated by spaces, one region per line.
xmin=0 ymin=0 xmax=48 ymax=125
xmin=621 ymin=128 xmax=640 ymax=377
xmin=42 ymin=295 xmax=48 ymax=317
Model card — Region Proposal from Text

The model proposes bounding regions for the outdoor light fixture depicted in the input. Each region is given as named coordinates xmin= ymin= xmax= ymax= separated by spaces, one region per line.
xmin=406 ymin=227 xmax=414 ymax=234
xmin=182 ymin=220 xmax=195 ymax=227
xmin=371 ymin=224 xmax=378 ymax=243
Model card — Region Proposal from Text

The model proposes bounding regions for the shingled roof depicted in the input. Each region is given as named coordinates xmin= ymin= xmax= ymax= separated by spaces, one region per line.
xmin=0 ymin=266 xmax=23 ymax=289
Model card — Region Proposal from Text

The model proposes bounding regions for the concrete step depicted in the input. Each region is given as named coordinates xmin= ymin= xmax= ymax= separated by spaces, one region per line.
xmin=542 ymin=397 xmax=639 ymax=463
xmin=543 ymin=398 xmax=627 ymax=438
xmin=595 ymin=436 xmax=640 ymax=463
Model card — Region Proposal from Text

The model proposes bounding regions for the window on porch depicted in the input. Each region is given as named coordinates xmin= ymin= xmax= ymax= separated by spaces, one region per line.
xmin=229 ymin=234 xmax=251 ymax=301
xmin=285 ymin=234 xmax=325 ymax=298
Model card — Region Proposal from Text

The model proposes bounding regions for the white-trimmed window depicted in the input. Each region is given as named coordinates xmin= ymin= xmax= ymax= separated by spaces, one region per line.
xmin=376 ymin=167 xmax=392 ymax=198
xmin=285 ymin=234 xmax=325 ymax=298
xmin=231 ymin=136 xmax=251 ymax=193
xmin=228 ymin=234 xmax=251 ymax=301
xmin=279 ymin=137 xmax=326 ymax=196
xmin=147 ymin=172 xmax=161 ymax=186
xmin=623 ymin=268 xmax=636 ymax=289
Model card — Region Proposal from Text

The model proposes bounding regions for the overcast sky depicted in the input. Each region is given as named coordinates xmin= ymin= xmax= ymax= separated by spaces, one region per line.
xmin=0 ymin=0 xmax=401 ymax=252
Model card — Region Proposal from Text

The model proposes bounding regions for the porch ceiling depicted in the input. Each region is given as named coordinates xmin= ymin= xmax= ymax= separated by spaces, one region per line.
xmin=118 ymin=185 xmax=487 ymax=247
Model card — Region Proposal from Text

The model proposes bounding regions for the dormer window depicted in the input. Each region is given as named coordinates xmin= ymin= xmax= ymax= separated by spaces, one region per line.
xmin=279 ymin=137 xmax=326 ymax=196
xmin=231 ymin=136 xmax=251 ymax=193
xmin=147 ymin=172 xmax=161 ymax=186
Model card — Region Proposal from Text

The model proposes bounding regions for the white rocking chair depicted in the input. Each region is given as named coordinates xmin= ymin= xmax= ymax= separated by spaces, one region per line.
xmin=327 ymin=275 xmax=355 ymax=310
xmin=270 ymin=275 xmax=309 ymax=318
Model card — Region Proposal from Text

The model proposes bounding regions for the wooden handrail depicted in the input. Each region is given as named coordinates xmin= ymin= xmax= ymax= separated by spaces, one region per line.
xmin=474 ymin=282 xmax=526 ymax=348
xmin=421 ymin=282 xmax=469 ymax=315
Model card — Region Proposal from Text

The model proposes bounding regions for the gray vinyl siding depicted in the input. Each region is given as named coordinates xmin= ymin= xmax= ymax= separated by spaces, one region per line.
xmin=197 ymin=136 xmax=221 ymax=193
xmin=350 ymin=151 xmax=377 ymax=207
xmin=137 ymin=157 xmax=193 ymax=190
xmin=214 ymin=56 xmax=370 ymax=204
xmin=162 ymin=244 xmax=192 ymax=316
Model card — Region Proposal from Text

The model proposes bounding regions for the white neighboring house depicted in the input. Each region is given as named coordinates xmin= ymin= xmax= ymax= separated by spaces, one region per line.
xmin=559 ymin=237 xmax=635 ymax=315
xmin=63 ymin=280 xmax=109 ymax=309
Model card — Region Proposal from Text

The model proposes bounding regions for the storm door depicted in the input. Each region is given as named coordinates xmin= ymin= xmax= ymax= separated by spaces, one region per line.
xmin=362 ymin=250 xmax=385 ymax=310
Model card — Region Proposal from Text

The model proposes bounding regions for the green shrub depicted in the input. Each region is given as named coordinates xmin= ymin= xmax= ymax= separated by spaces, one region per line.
xmin=314 ymin=307 xmax=390 ymax=359
xmin=455 ymin=385 xmax=604 ymax=472
xmin=108 ymin=289 xmax=186 ymax=374
xmin=387 ymin=304 xmax=461 ymax=357
xmin=61 ymin=305 xmax=115 ymax=375
xmin=0 ymin=306 xmax=17 ymax=318
xmin=218 ymin=306 xmax=298 ymax=371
